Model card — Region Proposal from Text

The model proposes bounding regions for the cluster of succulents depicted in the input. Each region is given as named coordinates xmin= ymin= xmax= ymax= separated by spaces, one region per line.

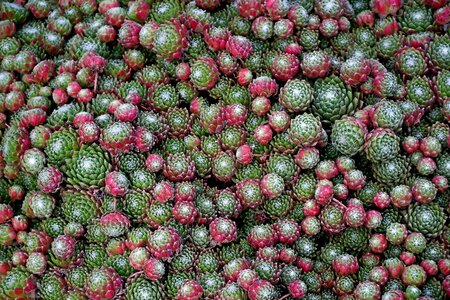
xmin=0 ymin=0 xmax=449 ymax=299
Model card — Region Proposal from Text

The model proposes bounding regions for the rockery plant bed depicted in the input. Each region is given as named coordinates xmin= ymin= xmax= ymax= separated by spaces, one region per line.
xmin=0 ymin=0 xmax=449 ymax=299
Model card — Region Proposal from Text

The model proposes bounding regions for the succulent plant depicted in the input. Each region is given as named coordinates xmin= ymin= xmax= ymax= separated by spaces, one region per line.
xmin=0 ymin=1 xmax=449 ymax=300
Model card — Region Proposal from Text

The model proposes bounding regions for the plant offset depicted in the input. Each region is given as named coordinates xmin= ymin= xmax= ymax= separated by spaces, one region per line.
xmin=0 ymin=0 xmax=449 ymax=299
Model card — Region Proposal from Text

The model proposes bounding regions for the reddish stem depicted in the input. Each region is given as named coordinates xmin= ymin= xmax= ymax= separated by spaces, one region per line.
xmin=94 ymin=71 xmax=98 ymax=94
xmin=332 ymin=198 xmax=347 ymax=209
